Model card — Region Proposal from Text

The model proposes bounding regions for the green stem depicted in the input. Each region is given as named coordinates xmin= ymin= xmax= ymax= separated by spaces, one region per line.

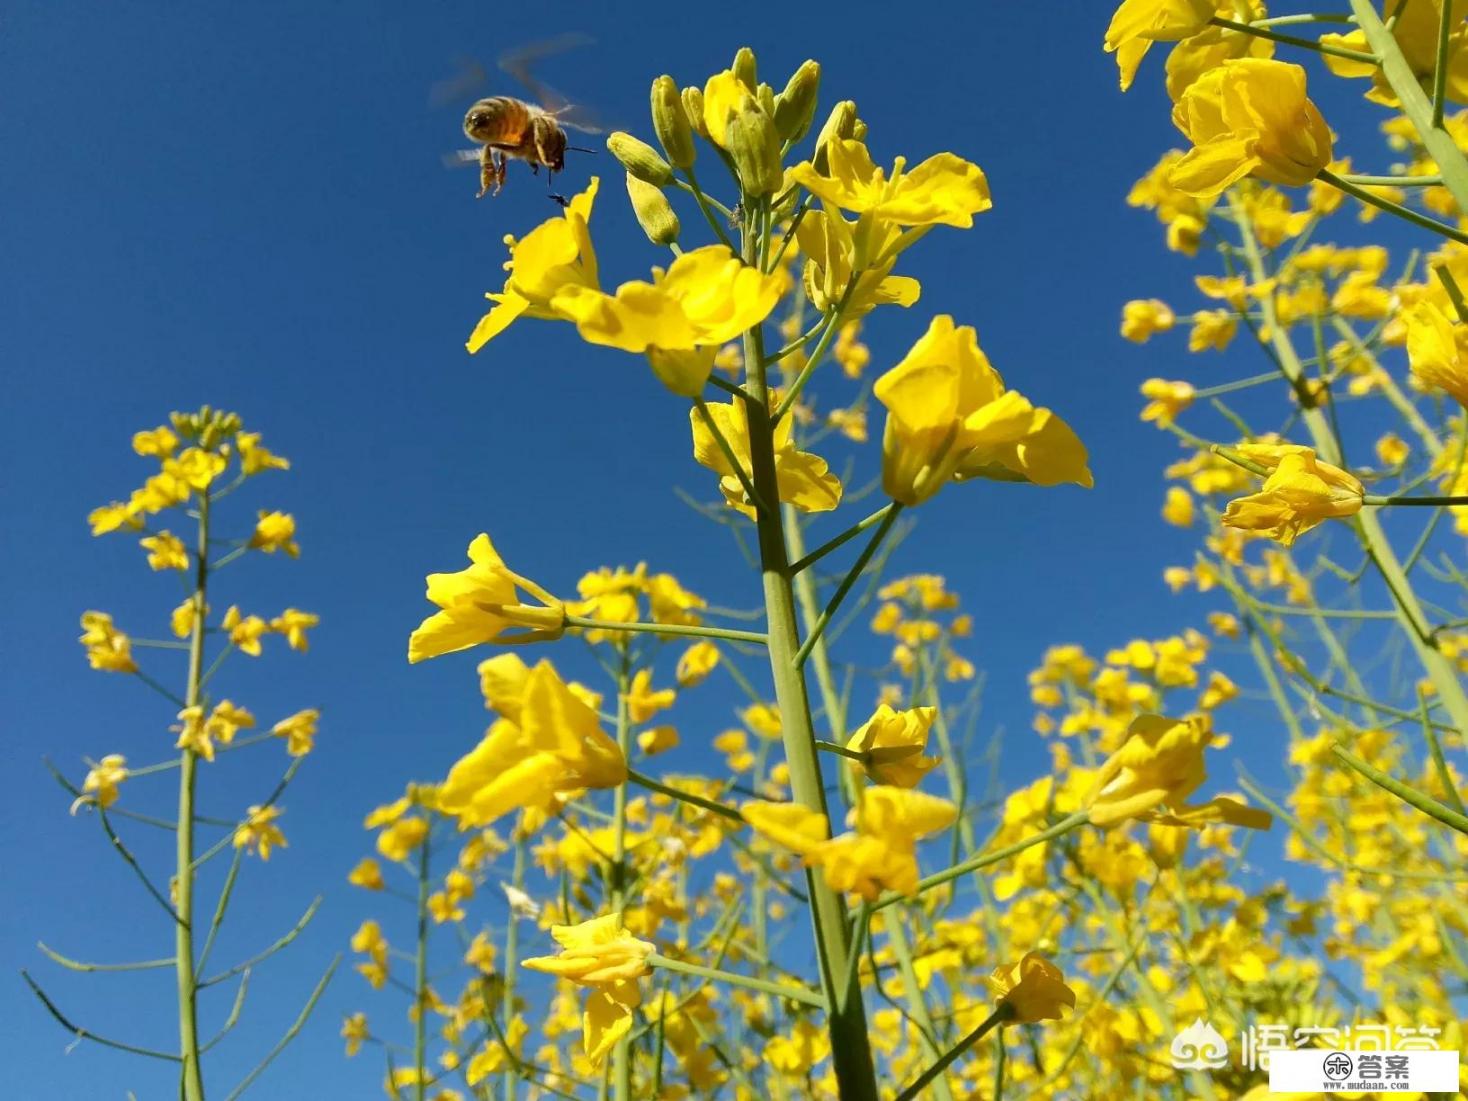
xmin=788 ymin=503 xmax=902 ymax=576
xmin=1317 ymin=169 xmax=1468 ymax=245
xmin=176 ymin=492 xmax=210 ymax=1101
xmin=1332 ymin=743 xmax=1468 ymax=833
xmin=895 ymin=1005 xmax=1014 ymax=1101
xmin=693 ymin=396 xmax=768 ymax=515
xmin=625 ymin=768 xmax=743 ymax=822
xmin=1420 ymin=687 xmax=1466 ymax=814
xmin=871 ymin=812 xmax=1090 ymax=913
xmin=611 ymin=654 xmax=632 ymax=1101
xmin=793 ymin=505 xmax=903 ymax=667
xmin=1209 ymin=15 xmax=1379 ymax=62
xmin=886 ymin=909 xmax=956 ymax=1101
xmin=503 ymin=839 xmax=524 ymax=1101
xmin=645 ymin=953 xmax=825 ymax=1008
xmin=741 ymin=203 xmax=879 ymax=1100
xmin=1348 ymin=0 xmax=1468 ymax=213
xmin=1340 ymin=173 xmax=1444 ymax=187
xmin=414 ymin=835 xmax=430 ymax=1101
xmin=565 ymin=615 xmax=767 ymax=646
xmin=1434 ymin=0 xmax=1453 ymax=128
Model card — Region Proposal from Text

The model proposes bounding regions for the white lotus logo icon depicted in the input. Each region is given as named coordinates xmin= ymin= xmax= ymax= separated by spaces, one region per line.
xmin=1169 ymin=1018 xmax=1229 ymax=1070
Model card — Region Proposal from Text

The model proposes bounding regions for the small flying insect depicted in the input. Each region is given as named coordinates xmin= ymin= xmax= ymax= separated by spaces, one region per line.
xmin=437 ymin=35 xmax=602 ymax=206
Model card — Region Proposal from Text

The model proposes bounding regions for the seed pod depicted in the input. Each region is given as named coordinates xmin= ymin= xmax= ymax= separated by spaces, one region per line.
xmin=732 ymin=46 xmax=757 ymax=91
xmin=812 ymin=99 xmax=857 ymax=173
xmin=682 ymin=85 xmax=709 ymax=140
xmin=651 ymin=75 xmax=695 ymax=168
xmin=626 ymin=174 xmax=681 ymax=246
xmin=774 ymin=60 xmax=821 ymax=145
xmin=726 ymin=100 xmax=782 ymax=197
xmin=607 ymin=131 xmax=673 ymax=186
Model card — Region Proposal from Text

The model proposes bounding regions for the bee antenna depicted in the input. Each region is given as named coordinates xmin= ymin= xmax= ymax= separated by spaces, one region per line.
xmin=565 ymin=144 xmax=599 ymax=154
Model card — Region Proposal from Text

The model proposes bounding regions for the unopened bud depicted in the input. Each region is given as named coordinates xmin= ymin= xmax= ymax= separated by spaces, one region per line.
xmin=626 ymin=174 xmax=680 ymax=246
xmin=852 ymin=116 xmax=868 ymax=142
xmin=756 ymin=82 xmax=776 ymax=118
xmin=732 ymin=46 xmax=757 ymax=91
xmin=726 ymin=100 xmax=782 ymax=197
xmin=682 ymin=86 xmax=708 ymax=140
xmin=607 ymin=131 xmax=672 ymax=186
xmin=774 ymin=60 xmax=821 ymax=144
xmin=813 ymin=100 xmax=857 ymax=173
xmin=651 ymin=75 xmax=695 ymax=168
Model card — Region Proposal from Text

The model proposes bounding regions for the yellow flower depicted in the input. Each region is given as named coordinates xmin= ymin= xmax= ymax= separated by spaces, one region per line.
xmin=376 ymin=816 xmax=429 ymax=862
xmin=796 ymin=206 xmax=922 ymax=320
xmin=437 ymin=659 xmax=627 ymax=826
xmin=467 ymin=178 xmax=600 ymax=352
xmin=88 ymin=500 xmax=144 ymax=536
xmin=341 ymin=1012 xmax=368 ymax=1057
xmin=407 ymin=534 xmax=565 ymax=663
xmin=74 ymin=754 xmax=129 ymax=811
xmin=1189 ymin=309 xmax=1237 ymax=352
xmin=675 ymin=641 xmax=720 ymax=687
xmin=351 ymin=919 xmax=389 ymax=988
xmin=806 ymin=786 xmax=958 ymax=900
xmin=272 ymin=708 xmax=320 ymax=757
xmin=170 ymin=596 xmax=201 ymax=640
xmin=249 ymin=511 xmax=299 ymax=557
xmin=789 ymin=139 xmax=991 ymax=228
xmin=1170 ymin=59 xmax=1333 ymax=196
xmin=1406 ymin=301 xmax=1468 ymax=408
xmin=1376 ymin=432 xmax=1410 ymax=468
xmin=741 ymin=800 xmax=830 ymax=855
xmin=79 ymin=611 xmax=137 ymax=673
xmin=139 ymin=531 xmax=189 ymax=571
xmin=347 ymin=857 xmax=384 ymax=890
xmin=172 ymin=706 xmax=214 ymax=761
xmin=873 ymin=315 xmax=1091 ymax=505
xmin=1162 ymin=486 xmax=1195 ymax=527
xmin=222 ymin=606 xmax=269 ymax=656
xmin=625 ymin=668 xmax=675 ymax=723
xmin=1103 ymin=0 xmax=1214 ymax=92
xmin=844 ymin=704 xmax=941 ymax=787
xmin=132 ymin=425 xmax=178 ymax=458
xmin=1139 ymin=378 xmax=1193 ymax=424
xmin=1221 ymin=444 xmax=1364 ymax=545
xmin=271 ymin=608 xmax=319 ymax=651
xmin=233 ymin=804 xmax=286 ymax=860
xmin=986 ymin=952 xmax=1076 ymax=1023
xmin=1121 ymin=300 xmax=1175 ymax=343
xmin=636 ymin=725 xmax=679 ymax=755
xmin=553 ymin=245 xmax=783 ymax=396
xmin=690 ymin=395 xmax=842 ymax=517
xmin=238 ymin=432 xmax=290 ymax=475
xmin=521 ymin=914 xmax=654 ymax=1066
xmin=167 ymin=448 xmax=227 ymax=493
xmin=1085 ymin=712 xmax=1271 ymax=830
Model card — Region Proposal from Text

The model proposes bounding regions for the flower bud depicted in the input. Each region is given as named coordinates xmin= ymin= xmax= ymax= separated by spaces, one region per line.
xmin=607 ymin=131 xmax=673 ymax=186
xmin=774 ymin=60 xmax=821 ymax=144
xmin=756 ymin=82 xmax=776 ymax=117
xmin=625 ymin=174 xmax=680 ymax=246
xmin=726 ymin=100 xmax=783 ymax=197
xmin=812 ymin=100 xmax=857 ymax=173
xmin=682 ymin=86 xmax=709 ymax=140
xmin=852 ymin=116 xmax=868 ymax=141
xmin=732 ymin=46 xmax=757 ymax=91
xmin=650 ymin=75 xmax=695 ymax=168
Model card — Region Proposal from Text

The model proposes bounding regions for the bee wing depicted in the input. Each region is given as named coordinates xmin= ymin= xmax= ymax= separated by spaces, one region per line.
xmin=550 ymin=106 xmax=604 ymax=136
xmin=442 ymin=149 xmax=482 ymax=170
xmin=496 ymin=33 xmax=593 ymax=114
xmin=430 ymin=56 xmax=488 ymax=108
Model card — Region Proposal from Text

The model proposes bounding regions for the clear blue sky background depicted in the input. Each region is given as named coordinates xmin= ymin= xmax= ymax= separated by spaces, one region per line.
xmin=0 ymin=3 xmax=1424 ymax=1098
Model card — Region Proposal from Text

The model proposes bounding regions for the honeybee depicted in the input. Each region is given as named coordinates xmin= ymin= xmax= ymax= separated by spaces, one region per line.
xmin=439 ymin=37 xmax=600 ymax=204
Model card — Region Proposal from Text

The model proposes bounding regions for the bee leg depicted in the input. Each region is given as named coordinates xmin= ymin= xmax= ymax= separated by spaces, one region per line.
xmin=548 ymin=167 xmax=569 ymax=208
xmin=492 ymin=151 xmax=507 ymax=197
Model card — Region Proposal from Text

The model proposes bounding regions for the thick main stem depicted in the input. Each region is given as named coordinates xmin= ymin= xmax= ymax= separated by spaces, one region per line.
xmin=741 ymin=210 xmax=878 ymax=1100
xmin=609 ymin=652 xmax=632 ymax=1101
xmin=177 ymin=494 xmax=210 ymax=1101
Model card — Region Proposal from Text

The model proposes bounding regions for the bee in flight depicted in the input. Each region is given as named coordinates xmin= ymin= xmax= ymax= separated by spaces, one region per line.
xmin=438 ymin=36 xmax=601 ymax=205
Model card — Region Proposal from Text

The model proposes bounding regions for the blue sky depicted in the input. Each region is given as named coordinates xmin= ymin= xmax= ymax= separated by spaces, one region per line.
xmin=0 ymin=2 xmax=1434 ymax=1097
